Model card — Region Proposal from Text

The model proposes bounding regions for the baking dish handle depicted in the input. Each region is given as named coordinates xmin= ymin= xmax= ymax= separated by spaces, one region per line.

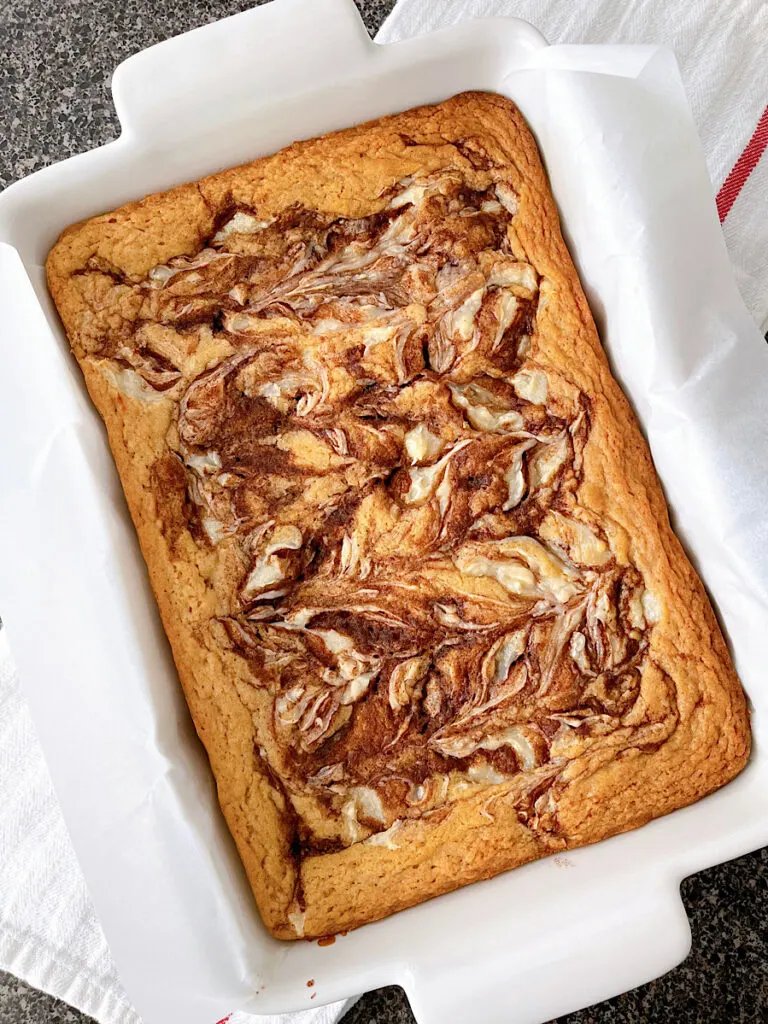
xmin=404 ymin=884 xmax=691 ymax=1024
xmin=111 ymin=0 xmax=373 ymax=143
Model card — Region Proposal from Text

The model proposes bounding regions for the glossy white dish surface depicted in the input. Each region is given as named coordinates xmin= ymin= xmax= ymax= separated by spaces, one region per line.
xmin=0 ymin=2 xmax=766 ymax=1023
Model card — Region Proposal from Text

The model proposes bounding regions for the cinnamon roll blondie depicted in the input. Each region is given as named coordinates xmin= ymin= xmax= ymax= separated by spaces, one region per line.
xmin=47 ymin=92 xmax=750 ymax=939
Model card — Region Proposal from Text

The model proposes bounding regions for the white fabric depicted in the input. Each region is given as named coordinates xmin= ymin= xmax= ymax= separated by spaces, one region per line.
xmin=0 ymin=629 xmax=352 ymax=1024
xmin=379 ymin=0 xmax=768 ymax=332
xmin=2 ymin=3 xmax=765 ymax=1022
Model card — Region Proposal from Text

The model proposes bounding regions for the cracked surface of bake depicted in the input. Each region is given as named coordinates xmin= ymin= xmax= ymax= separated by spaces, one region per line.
xmin=46 ymin=91 xmax=750 ymax=940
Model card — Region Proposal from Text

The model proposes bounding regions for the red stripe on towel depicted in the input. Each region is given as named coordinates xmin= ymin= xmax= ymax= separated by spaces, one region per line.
xmin=716 ymin=104 xmax=768 ymax=222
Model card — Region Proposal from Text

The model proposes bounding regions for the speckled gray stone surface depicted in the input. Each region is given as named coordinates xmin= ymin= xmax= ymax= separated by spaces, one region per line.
xmin=1 ymin=1 xmax=766 ymax=1023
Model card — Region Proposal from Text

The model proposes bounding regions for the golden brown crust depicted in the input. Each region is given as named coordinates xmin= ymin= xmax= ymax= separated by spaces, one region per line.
xmin=47 ymin=91 xmax=749 ymax=940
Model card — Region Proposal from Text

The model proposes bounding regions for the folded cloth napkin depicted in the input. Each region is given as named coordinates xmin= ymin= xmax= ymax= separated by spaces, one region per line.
xmin=379 ymin=0 xmax=768 ymax=333
xmin=2 ymin=2 xmax=766 ymax=1023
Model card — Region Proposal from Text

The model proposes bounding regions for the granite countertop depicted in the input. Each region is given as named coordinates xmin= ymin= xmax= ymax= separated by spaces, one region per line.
xmin=1 ymin=1 xmax=766 ymax=1022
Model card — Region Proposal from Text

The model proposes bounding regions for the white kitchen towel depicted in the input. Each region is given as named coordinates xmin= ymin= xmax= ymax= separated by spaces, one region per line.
xmin=379 ymin=0 xmax=768 ymax=333
xmin=0 ymin=628 xmax=353 ymax=1024
xmin=2 ymin=3 xmax=766 ymax=1024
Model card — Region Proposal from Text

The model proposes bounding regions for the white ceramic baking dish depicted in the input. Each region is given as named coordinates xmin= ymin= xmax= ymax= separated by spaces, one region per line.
xmin=1 ymin=2 xmax=767 ymax=1023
